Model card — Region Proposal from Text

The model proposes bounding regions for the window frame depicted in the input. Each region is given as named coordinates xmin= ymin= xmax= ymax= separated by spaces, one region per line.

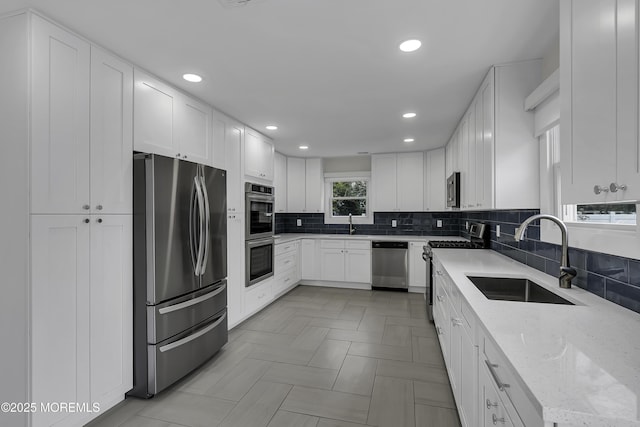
xmin=323 ymin=172 xmax=373 ymax=225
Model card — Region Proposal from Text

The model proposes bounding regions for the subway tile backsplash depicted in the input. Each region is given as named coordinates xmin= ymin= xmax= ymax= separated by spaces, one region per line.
xmin=275 ymin=209 xmax=640 ymax=314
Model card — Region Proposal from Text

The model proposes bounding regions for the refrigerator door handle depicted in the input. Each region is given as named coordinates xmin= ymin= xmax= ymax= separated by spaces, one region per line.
xmin=159 ymin=312 xmax=227 ymax=353
xmin=199 ymin=174 xmax=211 ymax=276
xmin=189 ymin=177 xmax=199 ymax=275
xmin=193 ymin=175 xmax=206 ymax=275
xmin=158 ymin=283 xmax=226 ymax=315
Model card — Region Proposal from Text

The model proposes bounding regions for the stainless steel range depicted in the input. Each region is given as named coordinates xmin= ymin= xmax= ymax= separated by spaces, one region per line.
xmin=422 ymin=222 xmax=489 ymax=321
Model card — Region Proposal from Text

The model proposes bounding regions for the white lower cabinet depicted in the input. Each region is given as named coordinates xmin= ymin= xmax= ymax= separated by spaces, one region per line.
xmin=301 ymin=239 xmax=321 ymax=280
xmin=408 ymin=241 xmax=427 ymax=290
xmin=31 ymin=214 xmax=132 ymax=427
xmin=319 ymin=240 xmax=371 ymax=284
xmin=244 ymin=278 xmax=273 ymax=316
xmin=273 ymin=241 xmax=300 ymax=296
xmin=479 ymin=357 xmax=520 ymax=427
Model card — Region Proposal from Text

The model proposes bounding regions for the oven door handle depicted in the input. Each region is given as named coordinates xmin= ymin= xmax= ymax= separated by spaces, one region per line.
xmin=246 ymin=193 xmax=275 ymax=203
xmin=246 ymin=237 xmax=275 ymax=248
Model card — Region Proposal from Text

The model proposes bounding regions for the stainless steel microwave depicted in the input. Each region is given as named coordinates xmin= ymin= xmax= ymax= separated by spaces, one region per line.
xmin=446 ymin=172 xmax=460 ymax=208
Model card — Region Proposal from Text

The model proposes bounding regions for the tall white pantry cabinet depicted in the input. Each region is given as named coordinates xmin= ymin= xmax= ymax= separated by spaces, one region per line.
xmin=1 ymin=11 xmax=133 ymax=427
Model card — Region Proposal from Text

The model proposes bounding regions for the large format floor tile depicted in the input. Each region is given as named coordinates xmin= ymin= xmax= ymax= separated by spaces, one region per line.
xmin=87 ymin=285 xmax=460 ymax=427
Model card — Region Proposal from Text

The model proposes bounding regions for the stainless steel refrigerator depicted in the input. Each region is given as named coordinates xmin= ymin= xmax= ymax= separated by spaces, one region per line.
xmin=130 ymin=153 xmax=228 ymax=398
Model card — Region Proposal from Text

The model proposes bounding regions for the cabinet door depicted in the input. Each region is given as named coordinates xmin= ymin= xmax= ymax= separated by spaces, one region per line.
xmin=371 ymin=154 xmax=397 ymax=211
xmin=90 ymin=215 xmax=132 ymax=407
xmin=345 ymin=249 xmax=371 ymax=283
xmin=479 ymin=75 xmax=494 ymax=209
xmin=133 ymin=70 xmax=177 ymax=157
xmin=274 ymin=152 xmax=288 ymax=212
xmin=31 ymin=215 xmax=91 ymax=427
xmin=459 ymin=326 xmax=478 ymax=427
xmin=449 ymin=306 xmax=461 ymax=402
xmin=305 ymin=158 xmax=324 ymax=213
xmin=90 ymin=47 xmax=133 ymax=215
xmin=616 ymin=0 xmax=640 ymax=200
xmin=425 ymin=148 xmax=446 ymax=211
xmin=176 ymin=94 xmax=213 ymax=165
xmin=320 ymin=248 xmax=346 ymax=281
xmin=226 ymin=213 xmax=244 ymax=327
xmin=466 ymin=106 xmax=477 ymax=209
xmin=408 ymin=242 xmax=427 ymax=289
xmin=397 ymin=152 xmax=424 ymax=211
xmin=245 ymin=128 xmax=274 ymax=181
xmin=212 ymin=110 xmax=227 ymax=170
xmin=301 ymin=239 xmax=319 ymax=280
xmin=287 ymin=157 xmax=306 ymax=212
xmin=561 ymin=0 xmax=617 ymax=203
xmin=225 ymin=123 xmax=244 ymax=213
xmin=31 ymin=16 xmax=90 ymax=215
xmin=459 ymin=115 xmax=470 ymax=209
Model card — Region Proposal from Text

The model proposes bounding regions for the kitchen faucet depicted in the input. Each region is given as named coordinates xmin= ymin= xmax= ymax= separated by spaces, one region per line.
xmin=349 ymin=213 xmax=356 ymax=235
xmin=514 ymin=214 xmax=576 ymax=289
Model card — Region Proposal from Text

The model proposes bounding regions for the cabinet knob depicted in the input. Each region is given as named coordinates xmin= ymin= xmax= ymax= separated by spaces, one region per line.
xmin=593 ymin=185 xmax=609 ymax=195
xmin=96 ymin=205 xmax=103 ymax=210
xmin=183 ymin=155 xmax=188 ymax=159
xmin=609 ymin=182 xmax=627 ymax=193
xmin=176 ymin=153 xmax=181 ymax=158
xmin=451 ymin=317 xmax=463 ymax=327
xmin=82 ymin=204 xmax=90 ymax=210
xmin=486 ymin=399 xmax=498 ymax=409
xmin=83 ymin=218 xmax=90 ymax=224
xmin=492 ymin=414 xmax=505 ymax=425
xmin=97 ymin=218 xmax=103 ymax=224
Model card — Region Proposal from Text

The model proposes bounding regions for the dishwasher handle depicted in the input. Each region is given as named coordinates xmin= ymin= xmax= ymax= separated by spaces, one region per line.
xmin=372 ymin=241 xmax=408 ymax=249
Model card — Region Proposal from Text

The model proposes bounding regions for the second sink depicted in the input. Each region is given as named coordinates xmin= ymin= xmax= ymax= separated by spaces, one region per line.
xmin=466 ymin=276 xmax=574 ymax=305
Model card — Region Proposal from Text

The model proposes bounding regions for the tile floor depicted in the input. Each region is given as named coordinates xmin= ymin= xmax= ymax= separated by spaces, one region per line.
xmin=87 ymin=285 xmax=461 ymax=427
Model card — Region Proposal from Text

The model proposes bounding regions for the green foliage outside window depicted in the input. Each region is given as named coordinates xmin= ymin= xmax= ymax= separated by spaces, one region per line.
xmin=331 ymin=180 xmax=367 ymax=216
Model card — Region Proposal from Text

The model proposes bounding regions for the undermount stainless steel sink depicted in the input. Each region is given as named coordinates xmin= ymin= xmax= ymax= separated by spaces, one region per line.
xmin=466 ymin=276 xmax=574 ymax=305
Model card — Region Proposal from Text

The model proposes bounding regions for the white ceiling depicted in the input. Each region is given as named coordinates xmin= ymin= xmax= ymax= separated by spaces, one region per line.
xmin=1 ymin=0 xmax=559 ymax=157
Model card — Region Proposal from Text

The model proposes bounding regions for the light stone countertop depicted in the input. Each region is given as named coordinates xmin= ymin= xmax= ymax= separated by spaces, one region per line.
xmin=273 ymin=233 xmax=467 ymax=245
xmin=433 ymin=248 xmax=640 ymax=427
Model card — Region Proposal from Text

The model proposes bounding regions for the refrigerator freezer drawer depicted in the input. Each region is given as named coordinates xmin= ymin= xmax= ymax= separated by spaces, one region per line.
xmin=147 ymin=309 xmax=227 ymax=395
xmin=147 ymin=280 xmax=227 ymax=344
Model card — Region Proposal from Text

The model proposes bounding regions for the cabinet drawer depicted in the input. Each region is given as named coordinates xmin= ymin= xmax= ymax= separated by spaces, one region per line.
xmin=480 ymin=359 xmax=522 ymax=427
xmin=273 ymin=268 xmax=298 ymax=296
xmin=483 ymin=335 xmax=543 ymax=427
xmin=320 ymin=239 xmax=345 ymax=249
xmin=275 ymin=251 xmax=297 ymax=275
xmin=245 ymin=281 xmax=273 ymax=314
xmin=275 ymin=241 xmax=298 ymax=256
xmin=345 ymin=240 xmax=370 ymax=250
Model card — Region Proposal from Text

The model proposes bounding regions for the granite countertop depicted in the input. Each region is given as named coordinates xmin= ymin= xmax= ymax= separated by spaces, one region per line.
xmin=434 ymin=249 xmax=640 ymax=426
xmin=273 ymin=233 xmax=467 ymax=244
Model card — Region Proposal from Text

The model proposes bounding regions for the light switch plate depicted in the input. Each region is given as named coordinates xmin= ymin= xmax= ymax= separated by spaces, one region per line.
xmin=296 ymin=219 xmax=302 ymax=227
xmin=391 ymin=219 xmax=397 ymax=228
xmin=436 ymin=219 xmax=443 ymax=228
xmin=496 ymin=224 xmax=501 ymax=237
xmin=465 ymin=221 xmax=469 ymax=230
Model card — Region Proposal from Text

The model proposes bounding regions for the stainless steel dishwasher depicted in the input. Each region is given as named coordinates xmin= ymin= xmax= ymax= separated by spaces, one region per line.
xmin=371 ymin=241 xmax=408 ymax=290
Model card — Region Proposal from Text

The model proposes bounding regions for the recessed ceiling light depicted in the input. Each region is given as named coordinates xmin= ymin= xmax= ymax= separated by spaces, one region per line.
xmin=265 ymin=125 xmax=278 ymax=130
xmin=299 ymin=145 xmax=309 ymax=150
xmin=404 ymin=138 xmax=415 ymax=143
xmin=402 ymin=112 xmax=417 ymax=119
xmin=182 ymin=73 xmax=203 ymax=83
xmin=399 ymin=39 xmax=422 ymax=53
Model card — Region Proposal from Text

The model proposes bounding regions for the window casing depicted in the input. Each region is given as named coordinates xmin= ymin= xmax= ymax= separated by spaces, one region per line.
xmin=323 ymin=174 xmax=373 ymax=225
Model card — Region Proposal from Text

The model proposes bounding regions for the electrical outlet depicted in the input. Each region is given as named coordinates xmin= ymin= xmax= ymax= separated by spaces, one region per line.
xmin=465 ymin=221 xmax=469 ymax=230
xmin=436 ymin=219 xmax=443 ymax=228
xmin=296 ymin=219 xmax=302 ymax=227
xmin=391 ymin=219 xmax=397 ymax=228
xmin=496 ymin=224 xmax=501 ymax=237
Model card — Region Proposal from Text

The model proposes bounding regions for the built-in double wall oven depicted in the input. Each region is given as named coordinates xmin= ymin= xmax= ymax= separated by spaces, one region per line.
xmin=245 ymin=183 xmax=275 ymax=287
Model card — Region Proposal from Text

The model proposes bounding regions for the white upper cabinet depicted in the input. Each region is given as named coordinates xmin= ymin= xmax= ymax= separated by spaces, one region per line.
xmin=133 ymin=69 xmax=213 ymax=166
xmin=211 ymin=110 xmax=227 ymax=170
xmin=287 ymin=157 xmax=306 ymax=212
xmin=445 ymin=61 xmax=540 ymax=210
xmin=560 ymin=0 xmax=640 ymax=203
xmin=286 ymin=157 xmax=324 ymax=213
xmin=372 ymin=152 xmax=424 ymax=212
xmin=425 ymin=148 xmax=446 ymax=211
xmin=31 ymin=15 xmax=91 ymax=215
xmin=90 ymin=47 xmax=133 ymax=214
xmin=244 ymin=127 xmax=274 ymax=181
xmin=305 ymin=158 xmax=324 ymax=213
xmin=224 ymin=117 xmax=244 ymax=213
xmin=274 ymin=152 xmax=288 ymax=213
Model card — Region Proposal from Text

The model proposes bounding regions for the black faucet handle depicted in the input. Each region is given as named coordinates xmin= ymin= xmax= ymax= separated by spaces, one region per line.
xmin=560 ymin=266 xmax=577 ymax=278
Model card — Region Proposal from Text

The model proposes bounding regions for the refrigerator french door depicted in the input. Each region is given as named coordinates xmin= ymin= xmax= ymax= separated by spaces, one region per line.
xmin=131 ymin=153 xmax=228 ymax=397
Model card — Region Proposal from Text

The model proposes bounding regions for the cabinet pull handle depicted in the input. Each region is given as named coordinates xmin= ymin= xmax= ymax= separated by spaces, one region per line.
xmin=436 ymin=270 xmax=443 ymax=276
xmin=83 ymin=218 xmax=90 ymax=224
xmin=486 ymin=399 xmax=498 ymax=409
xmin=437 ymin=295 xmax=444 ymax=302
xmin=96 ymin=205 xmax=103 ymax=210
xmin=436 ymin=326 xmax=443 ymax=335
xmin=609 ymin=182 xmax=627 ymax=193
xmin=485 ymin=360 xmax=510 ymax=391
xmin=492 ymin=414 xmax=505 ymax=425
xmin=451 ymin=317 xmax=463 ymax=327
xmin=593 ymin=185 xmax=609 ymax=195
xmin=176 ymin=153 xmax=181 ymax=158
xmin=82 ymin=205 xmax=90 ymax=210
